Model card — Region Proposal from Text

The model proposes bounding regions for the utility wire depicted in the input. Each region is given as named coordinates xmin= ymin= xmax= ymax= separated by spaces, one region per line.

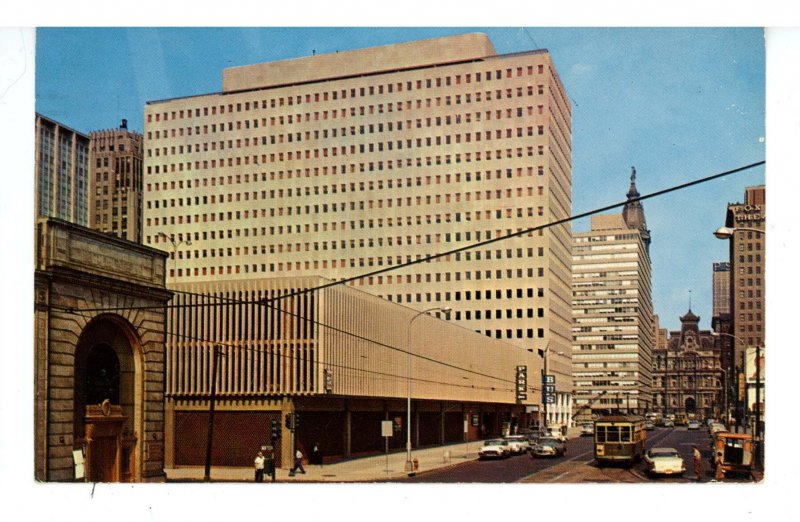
xmin=49 ymin=286 xmax=534 ymax=390
xmin=257 ymin=160 xmax=764 ymax=304
xmin=61 ymin=160 xmax=763 ymax=315
xmin=49 ymin=301 xmax=520 ymax=394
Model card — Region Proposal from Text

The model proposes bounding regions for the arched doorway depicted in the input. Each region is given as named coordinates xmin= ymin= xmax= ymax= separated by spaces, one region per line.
xmin=74 ymin=315 xmax=142 ymax=482
xmin=685 ymin=397 xmax=697 ymax=414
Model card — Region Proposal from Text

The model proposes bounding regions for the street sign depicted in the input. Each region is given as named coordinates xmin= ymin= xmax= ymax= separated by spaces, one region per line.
xmin=381 ymin=420 xmax=393 ymax=438
xmin=543 ymin=384 xmax=555 ymax=393
xmin=516 ymin=365 xmax=528 ymax=401
xmin=543 ymin=395 xmax=556 ymax=404
xmin=542 ymin=374 xmax=555 ymax=384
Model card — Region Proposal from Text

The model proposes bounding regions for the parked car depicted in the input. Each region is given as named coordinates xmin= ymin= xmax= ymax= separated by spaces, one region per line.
xmin=687 ymin=420 xmax=701 ymax=430
xmin=530 ymin=436 xmax=566 ymax=457
xmin=580 ymin=423 xmax=594 ymax=437
xmin=644 ymin=421 xmax=656 ymax=431
xmin=478 ymin=439 xmax=510 ymax=459
xmin=504 ymin=435 xmax=530 ymax=454
xmin=644 ymin=447 xmax=686 ymax=477
xmin=663 ymin=419 xmax=675 ymax=428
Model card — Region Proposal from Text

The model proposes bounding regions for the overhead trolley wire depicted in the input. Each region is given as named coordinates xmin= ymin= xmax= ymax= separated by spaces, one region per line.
xmin=58 ymin=160 xmax=763 ymax=315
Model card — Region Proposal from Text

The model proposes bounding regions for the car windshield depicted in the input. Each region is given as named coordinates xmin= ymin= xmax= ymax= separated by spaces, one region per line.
xmin=650 ymin=450 xmax=679 ymax=458
xmin=540 ymin=437 xmax=559 ymax=444
xmin=484 ymin=440 xmax=504 ymax=446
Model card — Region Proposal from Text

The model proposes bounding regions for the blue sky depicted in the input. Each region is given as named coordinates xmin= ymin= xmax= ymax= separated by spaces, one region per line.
xmin=34 ymin=27 xmax=767 ymax=331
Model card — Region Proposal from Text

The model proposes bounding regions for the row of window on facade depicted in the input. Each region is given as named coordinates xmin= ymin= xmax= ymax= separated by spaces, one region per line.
xmin=167 ymin=240 xmax=548 ymax=263
xmin=147 ymin=98 xmax=549 ymax=144
xmin=147 ymin=165 xmax=548 ymax=194
xmin=147 ymin=63 xmax=549 ymax=123
xmin=169 ymin=263 xmax=548 ymax=281
xmin=145 ymin=145 xmax=548 ymax=175
xmin=149 ymin=222 xmax=544 ymax=252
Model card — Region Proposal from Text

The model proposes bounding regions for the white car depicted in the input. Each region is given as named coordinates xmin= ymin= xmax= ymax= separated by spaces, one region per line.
xmin=504 ymin=435 xmax=530 ymax=454
xmin=663 ymin=419 xmax=675 ymax=428
xmin=709 ymin=422 xmax=727 ymax=435
xmin=644 ymin=447 xmax=686 ymax=477
xmin=530 ymin=437 xmax=566 ymax=457
xmin=478 ymin=439 xmax=510 ymax=459
xmin=580 ymin=423 xmax=594 ymax=436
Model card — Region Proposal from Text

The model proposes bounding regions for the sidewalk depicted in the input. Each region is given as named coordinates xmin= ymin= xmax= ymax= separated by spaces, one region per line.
xmin=166 ymin=441 xmax=482 ymax=483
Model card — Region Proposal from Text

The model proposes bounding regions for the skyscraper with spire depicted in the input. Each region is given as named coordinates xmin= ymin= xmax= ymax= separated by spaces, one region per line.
xmin=622 ymin=166 xmax=651 ymax=256
xmin=571 ymin=168 xmax=655 ymax=419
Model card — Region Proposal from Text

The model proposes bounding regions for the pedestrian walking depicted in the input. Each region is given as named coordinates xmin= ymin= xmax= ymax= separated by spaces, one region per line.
xmin=692 ymin=445 xmax=703 ymax=481
xmin=312 ymin=442 xmax=322 ymax=466
xmin=714 ymin=450 xmax=726 ymax=481
xmin=291 ymin=448 xmax=306 ymax=475
xmin=254 ymin=451 xmax=265 ymax=482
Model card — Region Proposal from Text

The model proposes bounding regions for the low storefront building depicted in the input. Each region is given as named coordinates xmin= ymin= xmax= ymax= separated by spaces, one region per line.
xmin=164 ymin=277 xmax=542 ymax=470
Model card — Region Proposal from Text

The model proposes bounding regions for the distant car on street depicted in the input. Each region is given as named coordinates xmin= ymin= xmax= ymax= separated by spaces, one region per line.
xmin=664 ymin=419 xmax=675 ymax=428
xmin=530 ymin=436 xmax=566 ymax=458
xmin=580 ymin=423 xmax=594 ymax=436
xmin=478 ymin=439 xmax=510 ymax=459
xmin=504 ymin=435 xmax=530 ymax=454
xmin=687 ymin=420 xmax=701 ymax=430
xmin=709 ymin=422 xmax=728 ymax=435
xmin=644 ymin=421 xmax=656 ymax=431
xmin=644 ymin=447 xmax=686 ymax=477
xmin=546 ymin=429 xmax=568 ymax=443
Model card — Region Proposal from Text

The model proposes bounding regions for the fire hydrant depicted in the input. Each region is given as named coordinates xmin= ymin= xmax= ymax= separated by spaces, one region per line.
xmin=413 ymin=458 xmax=419 ymax=471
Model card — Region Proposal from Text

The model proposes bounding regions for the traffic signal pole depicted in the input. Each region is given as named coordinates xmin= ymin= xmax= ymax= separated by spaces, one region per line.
xmin=204 ymin=345 xmax=222 ymax=482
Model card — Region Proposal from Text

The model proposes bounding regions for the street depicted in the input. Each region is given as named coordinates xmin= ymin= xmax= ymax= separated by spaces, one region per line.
xmin=398 ymin=426 xmax=755 ymax=484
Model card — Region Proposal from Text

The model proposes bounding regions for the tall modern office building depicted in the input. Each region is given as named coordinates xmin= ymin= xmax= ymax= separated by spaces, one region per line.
xmin=571 ymin=175 xmax=654 ymax=419
xmin=712 ymin=262 xmax=731 ymax=317
xmin=143 ymin=33 xmax=574 ymax=400
xmin=35 ymin=113 xmax=90 ymax=227
xmin=89 ymin=119 xmax=145 ymax=242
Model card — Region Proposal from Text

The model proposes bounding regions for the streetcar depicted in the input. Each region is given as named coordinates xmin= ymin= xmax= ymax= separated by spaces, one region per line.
xmin=593 ymin=415 xmax=646 ymax=466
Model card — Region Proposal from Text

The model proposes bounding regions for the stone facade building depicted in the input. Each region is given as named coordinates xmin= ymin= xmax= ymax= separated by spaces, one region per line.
xmin=34 ymin=218 xmax=170 ymax=481
xmin=653 ymin=310 xmax=725 ymax=419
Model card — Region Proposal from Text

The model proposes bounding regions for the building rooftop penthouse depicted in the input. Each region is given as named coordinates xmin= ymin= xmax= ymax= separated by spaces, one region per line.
xmin=147 ymin=33 xmax=551 ymax=105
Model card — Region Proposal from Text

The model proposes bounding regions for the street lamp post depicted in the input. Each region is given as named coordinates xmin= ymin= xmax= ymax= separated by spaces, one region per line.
xmin=406 ymin=306 xmax=451 ymax=473
xmin=158 ymin=232 xmax=192 ymax=279
xmin=713 ymin=226 xmax=764 ymax=239
xmin=711 ymin=332 xmax=745 ymax=427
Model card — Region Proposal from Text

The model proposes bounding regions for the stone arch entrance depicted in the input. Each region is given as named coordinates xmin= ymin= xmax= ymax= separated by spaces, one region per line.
xmin=74 ymin=314 xmax=143 ymax=482
xmin=685 ymin=397 xmax=697 ymax=414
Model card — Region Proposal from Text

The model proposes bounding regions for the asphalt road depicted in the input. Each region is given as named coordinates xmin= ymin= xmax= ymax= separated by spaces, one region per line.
xmin=398 ymin=426 xmax=752 ymax=483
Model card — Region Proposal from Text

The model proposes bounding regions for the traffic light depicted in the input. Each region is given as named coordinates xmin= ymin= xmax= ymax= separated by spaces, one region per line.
xmin=270 ymin=418 xmax=280 ymax=440
xmin=284 ymin=413 xmax=294 ymax=430
xmin=293 ymin=413 xmax=300 ymax=430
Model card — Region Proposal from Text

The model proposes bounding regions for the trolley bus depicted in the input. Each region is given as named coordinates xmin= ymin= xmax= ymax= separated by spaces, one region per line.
xmin=594 ymin=415 xmax=646 ymax=466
